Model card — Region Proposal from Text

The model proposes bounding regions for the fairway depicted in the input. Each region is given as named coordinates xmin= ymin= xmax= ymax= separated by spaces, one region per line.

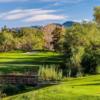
xmin=0 ymin=52 xmax=100 ymax=100
xmin=0 ymin=52 xmax=62 ymax=74
xmin=3 ymin=75 xmax=100 ymax=100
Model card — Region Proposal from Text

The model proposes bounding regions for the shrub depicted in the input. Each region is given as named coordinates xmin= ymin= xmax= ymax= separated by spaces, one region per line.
xmin=2 ymin=84 xmax=26 ymax=96
xmin=0 ymin=91 xmax=6 ymax=99
xmin=81 ymin=53 xmax=98 ymax=74
xmin=38 ymin=65 xmax=62 ymax=81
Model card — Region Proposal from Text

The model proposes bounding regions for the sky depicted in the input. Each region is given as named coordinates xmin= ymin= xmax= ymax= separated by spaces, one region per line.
xmin=0 ymin=0 xmax=100 ymax=28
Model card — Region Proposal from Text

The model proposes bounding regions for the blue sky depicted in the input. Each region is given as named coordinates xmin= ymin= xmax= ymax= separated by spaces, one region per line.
xmin=0 ymin=0 xmax=100 ymax=27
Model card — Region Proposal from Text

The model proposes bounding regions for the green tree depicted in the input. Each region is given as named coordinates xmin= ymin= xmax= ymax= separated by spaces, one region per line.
xmin=81 ymin=46 xmax=98 ymax=74
xmin=14 ymin=27 xmax=44 ymax=51
xmin=61 ymin=26 xmax=85 ymax=77
xmin=0 ymin=26 xmax=14 ymax=52
xmin=61 ymin=22 xmax=100 ymax=76
xmin=94 ymin=6 xmax=100 ymax=24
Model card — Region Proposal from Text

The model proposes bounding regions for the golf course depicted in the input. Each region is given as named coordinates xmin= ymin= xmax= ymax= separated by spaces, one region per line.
xmin=0 ymin=2 xmax=100 ymax=100
xmin=0 ymin=52 xmax=99 ymax=100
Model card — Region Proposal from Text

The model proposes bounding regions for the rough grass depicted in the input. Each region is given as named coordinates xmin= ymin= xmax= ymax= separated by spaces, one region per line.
xmin=3 ymin=75 xmax=100 ymax=100
xmin=0 ymin=52 xmax=62 ymax=74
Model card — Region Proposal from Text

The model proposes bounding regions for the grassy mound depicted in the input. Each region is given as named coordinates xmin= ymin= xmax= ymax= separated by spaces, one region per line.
xmin=3 ymin=75 xmax=100 ymax=100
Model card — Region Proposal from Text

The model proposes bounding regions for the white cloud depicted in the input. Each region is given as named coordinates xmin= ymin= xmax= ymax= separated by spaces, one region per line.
xmin=40 ymin=0 xmax=83 ymax=7
xmin=24 ymin=14 xmax=66 ymax=22
xmin=73 ymin=19 xmax=91 ymax=23
xmin=0 ymin=8 xmax=66 ymax=22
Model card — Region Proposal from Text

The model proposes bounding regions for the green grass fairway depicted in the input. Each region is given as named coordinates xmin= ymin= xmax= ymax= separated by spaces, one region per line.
xmin=0 ymin=52 xmax=62 ymax=74
xmin=0 ymin=52 xmax=100 ymax=100
xmin=3 ymin=75 xmax=100 ymax=100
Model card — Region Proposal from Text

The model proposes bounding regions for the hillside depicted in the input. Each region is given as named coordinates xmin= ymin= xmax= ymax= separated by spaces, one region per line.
xmin=3 ymin=75 xmax=100 ymax=100
xmin=63 ymin=21 xmax=77 ymax=27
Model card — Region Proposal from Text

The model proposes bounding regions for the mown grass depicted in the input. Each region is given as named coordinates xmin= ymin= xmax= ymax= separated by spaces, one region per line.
xmin=0 ymin=52 xmax=100 ymax=100
xmin=0 ymin=52 xmax=62 ymax=74
xmin=3 ymin=75 xmax=100 ymax=100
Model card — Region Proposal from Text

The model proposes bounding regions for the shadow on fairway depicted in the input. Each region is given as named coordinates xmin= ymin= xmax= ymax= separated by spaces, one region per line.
xmin=0 ymin=55 xmax=63 ymax=74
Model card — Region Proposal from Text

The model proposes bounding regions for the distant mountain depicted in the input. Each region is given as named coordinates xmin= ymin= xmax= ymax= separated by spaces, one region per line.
xmin=31 ymin=26 xmax=42 ymax=29
xmin=63 ymin=21 xmax=77 ymax=27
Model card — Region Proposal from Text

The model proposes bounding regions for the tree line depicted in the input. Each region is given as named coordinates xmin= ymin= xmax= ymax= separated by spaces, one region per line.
xmin=0 ymin=26 xmax=44 ymax=52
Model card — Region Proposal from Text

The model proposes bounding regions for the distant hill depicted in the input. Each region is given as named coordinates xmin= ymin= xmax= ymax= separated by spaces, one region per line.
xmin=31 ymin=26 xmax=42 ymax=29
xmin=63 ymin=21 xmax=77 ymax=27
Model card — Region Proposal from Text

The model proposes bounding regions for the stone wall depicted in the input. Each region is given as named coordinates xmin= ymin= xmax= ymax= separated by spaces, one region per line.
xmin=0 ymin=75 xmax=38 ymax=85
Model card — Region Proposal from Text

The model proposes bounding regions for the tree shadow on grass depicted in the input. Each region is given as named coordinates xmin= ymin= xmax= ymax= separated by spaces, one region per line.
xmin=0 ymin=55 xmax=64 ymax=74
xmin=0 ymin=55 xmax=63 ymax=65
xmin=1 ymin=82 xmax=59 ymax=98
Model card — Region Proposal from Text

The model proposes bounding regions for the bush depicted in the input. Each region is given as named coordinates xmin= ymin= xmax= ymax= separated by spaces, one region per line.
xmin=97 ymin=66 xmax=100 ymax=74
xmin=81 ymin=53 xmax=98 ymax=74
xmin=2 ymin=84 xmax=26 ymax=96
xmin=38 ymin=65 xmax=62 ymax=81
xmin=59 ymin=62 xmax=82 ymax=77
xmin=0 ymin=91 xmax=6 ymax=99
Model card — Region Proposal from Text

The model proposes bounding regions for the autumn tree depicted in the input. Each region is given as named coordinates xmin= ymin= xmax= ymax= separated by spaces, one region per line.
xmin=51 ymin=27 xmax=64 ymax=52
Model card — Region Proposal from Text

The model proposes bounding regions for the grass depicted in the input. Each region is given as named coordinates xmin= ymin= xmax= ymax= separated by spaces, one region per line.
xmin=3 ymin=75 xmax=100 ymax=100
xmin=0 ymin=52 xmax=100 ymax=100
xmin=0 ymin=52 xmax=62 ymax=74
